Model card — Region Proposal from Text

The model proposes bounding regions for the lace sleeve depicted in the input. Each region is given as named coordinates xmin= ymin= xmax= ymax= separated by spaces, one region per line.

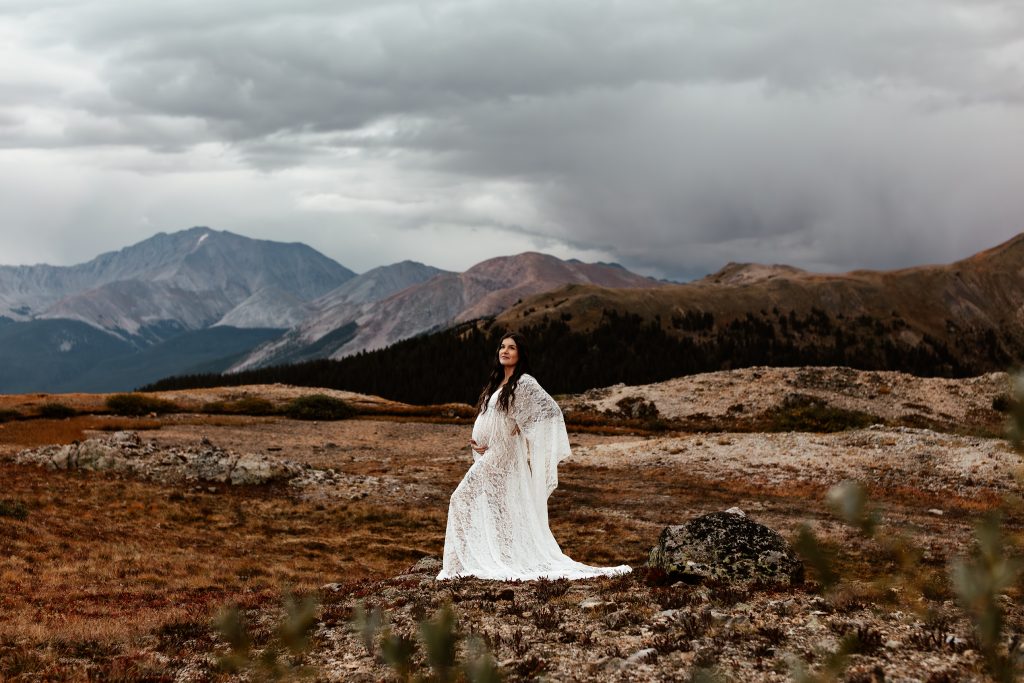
xmin=510 ymin=374 xmax=572 ymax=500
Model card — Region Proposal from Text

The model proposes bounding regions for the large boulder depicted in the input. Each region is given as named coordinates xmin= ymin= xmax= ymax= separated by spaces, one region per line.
xmin=648 ymin=510 xmax=804 ymax=587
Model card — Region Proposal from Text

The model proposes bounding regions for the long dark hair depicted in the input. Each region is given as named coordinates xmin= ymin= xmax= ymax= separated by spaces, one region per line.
xmin=476 ymin=332 xmax=532 ymax=414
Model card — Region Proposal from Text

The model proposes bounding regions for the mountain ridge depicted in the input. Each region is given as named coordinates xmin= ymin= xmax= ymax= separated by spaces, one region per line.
xmin=309 ymin=251 xmax=659 ymax=363
xmin=1 ymin=227 xmax=356 ymax=337
xmin=227 ymin=251 xmax=658 ymax=372
xmin=143 ymin=232 xmax=1024 ymax=404
xmin=487 ymin=230 xmax=1024 ymax=377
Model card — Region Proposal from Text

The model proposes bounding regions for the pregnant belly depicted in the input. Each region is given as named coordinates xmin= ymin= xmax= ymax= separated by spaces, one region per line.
xmin=471 ymin=421 xmax=487 ymax=448
xmin=471 ymin=416 xmax=490 ymax=448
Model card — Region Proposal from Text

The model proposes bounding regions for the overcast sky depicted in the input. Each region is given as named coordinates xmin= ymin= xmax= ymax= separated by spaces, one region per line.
xmin=1 ymin=0 xmax=1022 ymax=281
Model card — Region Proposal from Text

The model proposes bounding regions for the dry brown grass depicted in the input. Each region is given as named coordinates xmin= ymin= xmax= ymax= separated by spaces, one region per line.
xmin=0 ymin=415 xmax=162 ymax=451
xmin=0 ymin=388 xmax=1014 ymax=680
xmin=0 ymin=392 xmax=115 ymax=415
xmin=0 ymin=462 xmax=444 ymax=650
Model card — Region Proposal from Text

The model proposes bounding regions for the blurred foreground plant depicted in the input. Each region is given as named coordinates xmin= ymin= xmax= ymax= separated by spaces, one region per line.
xmin=795 ymin=480 xmax=922 ymax=600
xmin=792 ymin=370 xmax=1024 ymax=681
xmin=951 ymin=513 xmax=1021 ymax=682
xmin=351 ymin=601 xmax=501 ymax=682
xmin=216 ymin=592 xmax=318 ymax=680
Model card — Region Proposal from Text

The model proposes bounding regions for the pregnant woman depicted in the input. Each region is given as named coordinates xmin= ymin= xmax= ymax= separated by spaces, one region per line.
xmin=437 ymin=332 xmax=631 ymax=581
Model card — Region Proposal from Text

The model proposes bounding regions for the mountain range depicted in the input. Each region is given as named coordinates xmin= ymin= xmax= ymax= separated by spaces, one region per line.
xmin=145 ymin=232 xmax=1024 ymax=406
xmin=486 ymin=231 xmax=1024 ymax=378
xmin=0 ymin=227 xmax=657 ymax=392
xmin=229 ymin=251 xmax=659 ymax=371
xmin=1 ymin=227 xmax=355 ymax=334
xmin=7 ymin=226 xmax=1024 ymax=396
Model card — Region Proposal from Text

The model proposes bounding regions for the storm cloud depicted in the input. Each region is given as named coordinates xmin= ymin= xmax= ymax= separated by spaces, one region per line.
xmin=1 ymin=0 xmax=1022 ymax=279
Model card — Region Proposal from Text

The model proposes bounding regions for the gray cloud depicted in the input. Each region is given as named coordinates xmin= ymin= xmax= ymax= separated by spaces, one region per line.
xmin=0 ymin=0 xmax=1022 ymax=279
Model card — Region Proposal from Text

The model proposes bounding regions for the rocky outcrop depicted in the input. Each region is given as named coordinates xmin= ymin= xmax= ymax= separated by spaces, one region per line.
xmin=16 ymin=431 xmax=309 ymax=485
xmin=567 ymin=366 xmax=1007 ymax=434
xmin=14 ymin=431 xmax=412 ymax=500
xmin=648 ymin=509 xmax=804 ymax=587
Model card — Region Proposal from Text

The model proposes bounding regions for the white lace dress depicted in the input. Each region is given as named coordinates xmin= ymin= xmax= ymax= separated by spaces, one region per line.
xmin=437 ymin=374 xmax=631 ymax=581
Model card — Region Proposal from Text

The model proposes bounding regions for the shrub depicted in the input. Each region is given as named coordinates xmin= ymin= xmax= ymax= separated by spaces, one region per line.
xmin=284 ymin=394 xmax=354 ymax=421
xmin=155 ymin=619 xmax=211 ymax=653
xmin=642 ymin=417 xmax=672 ymax=432
xmin=202 ymin=397 xmax=277 ymax=416
xmin=763 ymin=394 xmax=876 ymax=432
xmin=992 ymin=395 xmax=1013 ymax=413
xmin=833 ymin=623 xmax=884 ymax=654
xmin=0 ymin=409 xmax=21 ymax=423
xmin=231 ymin=396 xmax=276 ymax=415
xmin=37 ymin=402 xmax=77 ymax=419
xmin=533 ymin=605 xmax=560 ymax=630
xmin=614 ymin=396 xmax=660 ymax=420
xmin=106 ymin=393 xmax=178 ymax=416
xmin=0 ymin=499 xmax=28 ymax=520
xmin=534 ymin=578 xmax=571 ymax=602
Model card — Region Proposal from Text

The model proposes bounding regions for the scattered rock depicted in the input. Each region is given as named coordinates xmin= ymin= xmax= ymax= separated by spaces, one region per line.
xmin=579 ymin=597 xmax=614 ymax=612
xmin=624 ymin=647 xmax=657 ymax=665
xmin=576 ymin=366 xmax=1008 ymax=435
xmin=409 ymin=556 xmax=442 ymax=575
xmin=648 ymin=511 xmax=805 ymax=587
xmin=809 ymin=596 xmax=832 ymax=613
xmin=14 ymin=431 xmax=414 ymax=502
xmin=599 ymin=656 xmax=625 ymax=672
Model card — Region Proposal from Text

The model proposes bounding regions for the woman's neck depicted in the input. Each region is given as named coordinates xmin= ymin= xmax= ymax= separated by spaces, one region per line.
xmin=501 ymin=367 xmax=515 ymax=384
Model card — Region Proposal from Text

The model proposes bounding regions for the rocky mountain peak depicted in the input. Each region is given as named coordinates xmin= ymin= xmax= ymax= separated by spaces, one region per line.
xmin=1 ymin=227 xmax=356 ymax=339
xmin=699 ymin=262 xmax=808 ymax=286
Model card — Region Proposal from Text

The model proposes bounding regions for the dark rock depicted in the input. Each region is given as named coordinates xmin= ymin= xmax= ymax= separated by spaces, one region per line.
xmin=647 ymin=511 xmax=804 ymax=587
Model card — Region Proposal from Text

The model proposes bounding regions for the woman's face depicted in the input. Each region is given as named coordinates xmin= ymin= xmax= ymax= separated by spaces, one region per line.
xmin=498 ymin=337 xmax=519 ymax=369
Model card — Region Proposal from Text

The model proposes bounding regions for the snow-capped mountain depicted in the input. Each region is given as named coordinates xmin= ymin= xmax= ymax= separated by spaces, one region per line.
xmin=1 ymin=227 xmax=355 ymax=338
